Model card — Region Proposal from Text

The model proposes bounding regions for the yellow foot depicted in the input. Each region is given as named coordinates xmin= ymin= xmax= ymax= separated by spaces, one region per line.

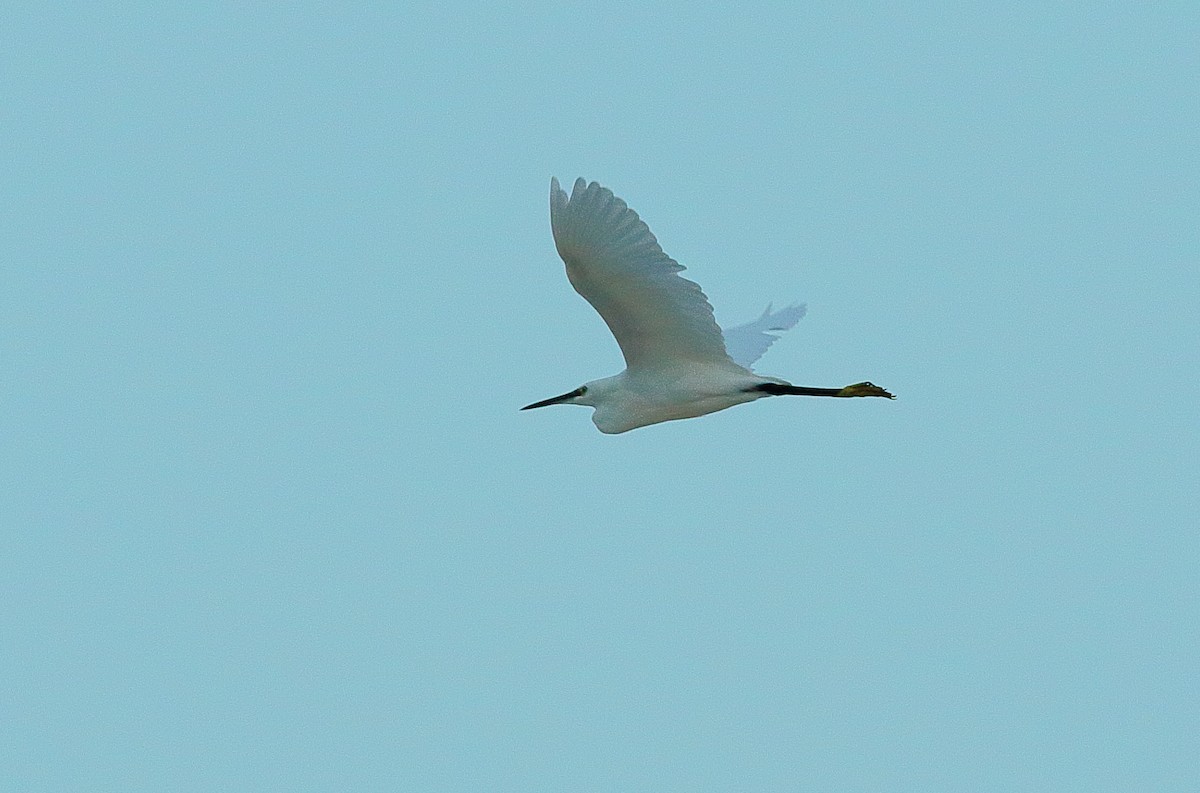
xmin=837 ymin=381 xmax=895 ymax=399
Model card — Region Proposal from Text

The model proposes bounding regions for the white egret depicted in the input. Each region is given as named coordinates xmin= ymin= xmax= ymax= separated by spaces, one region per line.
xmin=522 ymin=178 xmax=894 ymax=434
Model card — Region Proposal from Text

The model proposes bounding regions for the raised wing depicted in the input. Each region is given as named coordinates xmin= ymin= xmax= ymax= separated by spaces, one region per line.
xmin=721 ymin=303 xmax=807 ymax=369
xmin=549 ymin=178 xmax=740 ymax=372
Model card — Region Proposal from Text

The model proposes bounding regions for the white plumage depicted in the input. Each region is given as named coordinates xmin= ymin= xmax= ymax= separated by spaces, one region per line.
xmin=523 ymin=178 xmax=893 ymax=433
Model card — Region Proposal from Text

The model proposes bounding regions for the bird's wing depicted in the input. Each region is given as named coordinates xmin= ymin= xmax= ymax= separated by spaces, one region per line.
xmin=721 ymin=303 xmax=807 ymax=369
xmin=549 ymin=177 xmax=738 ymax=372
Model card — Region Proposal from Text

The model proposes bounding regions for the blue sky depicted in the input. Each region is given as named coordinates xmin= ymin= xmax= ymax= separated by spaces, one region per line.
xmin=3 ymin=3 xmax=1197 ymax=791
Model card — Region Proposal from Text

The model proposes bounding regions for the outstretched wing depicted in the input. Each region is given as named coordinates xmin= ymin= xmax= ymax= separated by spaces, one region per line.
xmin=549 ymin=178 xmax=740 ymax=372
xmin=721 ymin=303 xmax=807 ymax=369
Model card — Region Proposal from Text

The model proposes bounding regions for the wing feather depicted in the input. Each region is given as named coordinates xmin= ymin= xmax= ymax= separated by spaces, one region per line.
xmin=549 ymin=178 xmax=738 ymax=372
xmin=721 ymin=303 xmax=807 ymax=369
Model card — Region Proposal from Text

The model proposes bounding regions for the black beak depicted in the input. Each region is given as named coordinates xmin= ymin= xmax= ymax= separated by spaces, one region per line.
xmin=521 ymin=387 xmax=583 ymax=411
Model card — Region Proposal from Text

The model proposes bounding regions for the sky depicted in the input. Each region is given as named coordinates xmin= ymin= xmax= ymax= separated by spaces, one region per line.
xmin=2 ymin=2 xmax=1198 ymax=791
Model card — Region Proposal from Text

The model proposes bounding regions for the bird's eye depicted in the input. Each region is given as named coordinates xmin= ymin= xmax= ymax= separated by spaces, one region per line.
xmin=577 ymin=386 xmax=587 ymax=395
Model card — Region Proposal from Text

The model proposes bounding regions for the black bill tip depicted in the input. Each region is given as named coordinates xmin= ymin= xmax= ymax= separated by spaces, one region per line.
xmin=521 ymin=386 xmax=584 ymax=411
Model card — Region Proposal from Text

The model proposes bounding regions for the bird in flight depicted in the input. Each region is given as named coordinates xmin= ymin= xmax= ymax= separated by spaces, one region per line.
xmin=522 ymin=178 xmax=894 ymax=434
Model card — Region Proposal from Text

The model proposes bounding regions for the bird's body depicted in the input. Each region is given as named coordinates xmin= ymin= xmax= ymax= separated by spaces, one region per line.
xmin=523 ymin=178 xmax=893 ymax=433
xmin=569 ymin=366 xmax=777 ymax=435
